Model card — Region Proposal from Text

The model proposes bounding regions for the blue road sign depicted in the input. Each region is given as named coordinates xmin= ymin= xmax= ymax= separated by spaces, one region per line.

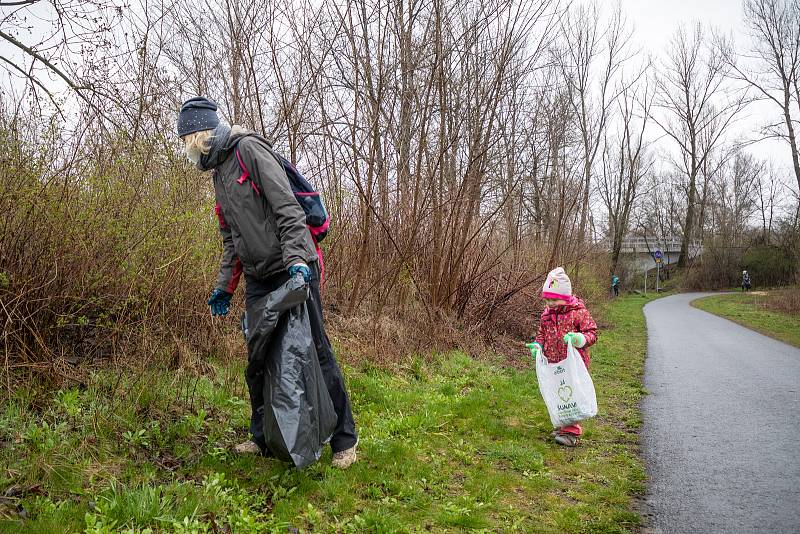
xmin=654 ymin=250 xmax=663 ymax=260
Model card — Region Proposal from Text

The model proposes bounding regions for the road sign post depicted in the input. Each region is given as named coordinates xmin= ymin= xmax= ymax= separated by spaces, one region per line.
xmin=654 ymin=250 xmax=663 ymax=292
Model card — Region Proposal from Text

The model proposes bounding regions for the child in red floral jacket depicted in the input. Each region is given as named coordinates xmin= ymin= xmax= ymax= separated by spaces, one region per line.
xmin=528 ymin=267 xmax=598 ymax=447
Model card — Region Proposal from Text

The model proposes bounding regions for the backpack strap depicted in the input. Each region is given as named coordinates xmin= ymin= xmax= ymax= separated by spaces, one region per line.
xmin=233 ymin=142 xmax=325 ymax=286
xmin=234 ymin=147 xmax=261 ymax=197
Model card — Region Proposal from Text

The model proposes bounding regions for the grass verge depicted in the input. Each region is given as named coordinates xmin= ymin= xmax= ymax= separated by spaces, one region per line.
xmin=692 ymin=292 xmax=800 ymax=348
xmin=0 ymin=295 xmax=655 ymax=533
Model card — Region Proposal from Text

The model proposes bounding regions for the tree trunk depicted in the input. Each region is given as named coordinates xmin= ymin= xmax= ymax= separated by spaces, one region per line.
xmin=784 ymin=105 xmax=800 ymax=194
xmin=678 ymin=167 xmax=697 ymax=267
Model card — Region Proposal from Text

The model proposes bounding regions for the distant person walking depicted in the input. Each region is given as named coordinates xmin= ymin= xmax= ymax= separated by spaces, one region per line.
xmin=611 ymin=274 xmax=621 ymax=297
xmin=742 ymin=270 xmax=752 ymax=292
xmin=177 ymin=97 xmax=358 ymax=468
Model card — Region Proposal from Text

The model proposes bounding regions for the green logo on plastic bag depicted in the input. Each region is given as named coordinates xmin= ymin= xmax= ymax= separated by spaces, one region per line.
xmin=557 ymin=385 xmax=573 ymax=403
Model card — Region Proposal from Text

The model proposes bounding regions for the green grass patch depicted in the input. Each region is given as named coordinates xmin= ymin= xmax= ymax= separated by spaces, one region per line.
xmin=0 ymin=295 xmax=655 ymax=532
xmin=692 ymin=292 xmax=800 ymax=348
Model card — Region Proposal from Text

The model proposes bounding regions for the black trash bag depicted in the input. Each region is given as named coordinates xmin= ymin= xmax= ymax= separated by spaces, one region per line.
xmin=244 ymin=273 xmax=337 ymax=468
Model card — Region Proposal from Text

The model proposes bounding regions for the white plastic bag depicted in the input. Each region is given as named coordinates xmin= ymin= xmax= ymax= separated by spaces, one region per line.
xmin=535 ymin=341 xmax=597 ymax=427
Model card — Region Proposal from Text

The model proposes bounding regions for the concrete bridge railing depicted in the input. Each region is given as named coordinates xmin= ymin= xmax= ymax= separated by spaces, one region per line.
xmin=618 ymin=236 xmax=703 ymax=255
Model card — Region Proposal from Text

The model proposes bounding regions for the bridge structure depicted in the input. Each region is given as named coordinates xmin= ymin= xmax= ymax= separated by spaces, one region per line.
xmin=617 ymin=235 xmax=703 ymax=273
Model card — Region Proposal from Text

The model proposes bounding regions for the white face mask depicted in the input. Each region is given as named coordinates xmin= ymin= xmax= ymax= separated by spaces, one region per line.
xmin=185 ymin=146 xmax=201 ymax=164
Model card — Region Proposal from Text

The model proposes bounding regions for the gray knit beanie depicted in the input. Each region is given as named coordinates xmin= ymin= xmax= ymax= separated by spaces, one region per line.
xmin=177 ymin=96 xmax=220 ymax=137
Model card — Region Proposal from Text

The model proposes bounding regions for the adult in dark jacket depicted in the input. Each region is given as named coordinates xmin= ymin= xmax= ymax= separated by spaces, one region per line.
xmin=177 ymin=96 xmax=358 ymax=468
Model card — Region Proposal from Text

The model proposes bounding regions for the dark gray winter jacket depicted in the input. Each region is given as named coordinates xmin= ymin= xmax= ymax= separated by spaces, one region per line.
xmin=210 ymin=127 xmax=317 ymax=293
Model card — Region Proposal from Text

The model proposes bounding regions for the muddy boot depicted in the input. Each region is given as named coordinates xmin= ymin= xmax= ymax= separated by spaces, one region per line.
xmin=233 ymin=440 xmax=262 ymax=455
xmin=331 ymin=440 xmax=358 ymax=469
xmin=554 ymin=433 xmax=579 ymax=447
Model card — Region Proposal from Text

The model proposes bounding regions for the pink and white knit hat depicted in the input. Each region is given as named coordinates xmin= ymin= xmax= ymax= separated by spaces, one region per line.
xmin=542 ymin=267 xmax=572 ymax=300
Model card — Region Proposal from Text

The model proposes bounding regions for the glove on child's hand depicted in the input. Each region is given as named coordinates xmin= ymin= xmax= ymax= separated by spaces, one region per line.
xmin=525 ymin=342 xmax=542 ymax=359
xmin=563 ymin=332 xmax=586 ymax=348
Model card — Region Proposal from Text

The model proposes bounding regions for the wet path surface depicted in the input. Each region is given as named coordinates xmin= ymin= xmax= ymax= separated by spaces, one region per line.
xmin=641 ymin=293 xmax=800 ymax=533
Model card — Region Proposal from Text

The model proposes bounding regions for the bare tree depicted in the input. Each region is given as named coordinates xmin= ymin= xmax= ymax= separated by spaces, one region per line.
xmin=598 ymin=71 xmax=654 ymax=275
xmin=653 ymin=23 xmax=747 ymax=266
xmin=635 ymin=170 xmax=685 ymax=243
xmin=733 ymin=0 xmax=800 ymax=192
xmin=755 ymin=163 xmax=783 ymax=241
xmin=557 ymin=1 xmax=633 ymax=244
xmin=0 ymin=0 xmax=127 ymax=128
xmin=707 ymin=152 xmax=762 ymax=245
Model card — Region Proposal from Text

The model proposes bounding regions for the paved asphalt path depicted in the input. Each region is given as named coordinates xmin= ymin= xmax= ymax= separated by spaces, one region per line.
xmin=641 ymin=293 xmax=800 ymax=534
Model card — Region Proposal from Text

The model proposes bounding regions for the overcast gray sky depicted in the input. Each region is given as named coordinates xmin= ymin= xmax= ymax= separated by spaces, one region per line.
xmin=605 ymin=0 xmax=794 ymax=176
xmin=0 ymin=0 xmax=794 ymax=180
xmin=616 ymin=0 xmax=744 ymax=51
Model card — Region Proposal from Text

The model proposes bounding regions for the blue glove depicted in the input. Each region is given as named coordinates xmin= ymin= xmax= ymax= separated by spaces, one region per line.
xmin=288 ymin=263 xmax=311 ymax=283
xmin=207 ymin=289 xmax=232 ymax=317
xmin=525 ymin=342 xmax=542 ymax=359
xmin=563 ymin=332 xmax=586 ymax=348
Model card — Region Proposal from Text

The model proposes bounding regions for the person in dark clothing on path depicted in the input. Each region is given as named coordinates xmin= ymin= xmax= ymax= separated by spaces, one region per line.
xmin=177 ymin=96 xmax=358 ymax=469
xmin=742 ymin=270 xmax=752 ymax=292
